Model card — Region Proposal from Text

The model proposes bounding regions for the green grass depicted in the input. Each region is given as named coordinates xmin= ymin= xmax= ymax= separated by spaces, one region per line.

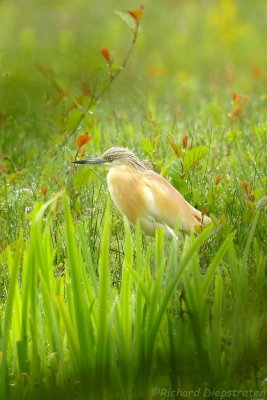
xmin=0 ymin=0 xmax=267 ymax=399
xmin=0 ymin=196 xmax=266 ymax=399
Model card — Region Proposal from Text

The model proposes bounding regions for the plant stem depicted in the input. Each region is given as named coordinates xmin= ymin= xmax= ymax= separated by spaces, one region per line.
xmin=52 ymin=21 xmax=141 ymax=157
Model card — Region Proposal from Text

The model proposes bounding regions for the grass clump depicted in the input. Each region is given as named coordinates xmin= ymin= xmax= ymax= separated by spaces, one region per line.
xmin=0 ymin=195 xmax=266 ymax=399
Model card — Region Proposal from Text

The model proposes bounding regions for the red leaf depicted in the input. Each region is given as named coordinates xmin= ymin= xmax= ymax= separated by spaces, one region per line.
xmin=40 ymin=186 xmax=48 ymax=197
xmin=100 ymin=48 xmax=112 ymax=63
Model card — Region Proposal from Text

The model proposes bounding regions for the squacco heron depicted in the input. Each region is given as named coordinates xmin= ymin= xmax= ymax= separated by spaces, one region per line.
xmin=73 ymin=147 xmax=211 ymax=239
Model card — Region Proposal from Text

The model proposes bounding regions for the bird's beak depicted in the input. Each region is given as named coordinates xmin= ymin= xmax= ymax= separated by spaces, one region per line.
xmin=72 ymin=157 xmax=107 ymax=165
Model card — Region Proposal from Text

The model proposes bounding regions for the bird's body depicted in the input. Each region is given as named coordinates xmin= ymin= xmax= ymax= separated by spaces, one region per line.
xmin=73 ymin=147 xmax=211 ymax=239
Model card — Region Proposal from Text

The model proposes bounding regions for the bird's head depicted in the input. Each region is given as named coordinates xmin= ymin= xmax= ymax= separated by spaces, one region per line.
xmin=73 ymin=147 xmax=148 ymax=171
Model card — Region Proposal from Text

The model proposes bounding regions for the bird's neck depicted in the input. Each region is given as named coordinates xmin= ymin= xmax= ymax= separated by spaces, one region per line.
xmin=107 ymin=164 xmax=146 ymax=178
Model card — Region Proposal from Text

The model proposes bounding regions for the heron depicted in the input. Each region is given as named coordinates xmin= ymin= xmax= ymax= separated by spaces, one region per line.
xmin=73 ymin=147 xmax=211 ymax=239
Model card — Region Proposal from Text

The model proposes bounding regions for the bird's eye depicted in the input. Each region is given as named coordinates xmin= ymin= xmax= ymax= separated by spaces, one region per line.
xmin=108 ymin=156 xmax=113 ymax=162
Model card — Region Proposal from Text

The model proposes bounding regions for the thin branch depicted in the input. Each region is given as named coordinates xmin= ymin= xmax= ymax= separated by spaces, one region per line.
xmin=52 ymin=17 xmax=142 ymax=157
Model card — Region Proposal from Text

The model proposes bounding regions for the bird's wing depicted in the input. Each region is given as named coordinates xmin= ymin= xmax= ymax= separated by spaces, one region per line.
xmin=142 ymin=170 xmax=210 ymax=233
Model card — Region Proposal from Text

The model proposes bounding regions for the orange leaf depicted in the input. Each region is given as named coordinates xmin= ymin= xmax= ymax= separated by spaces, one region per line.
xmin=100 ymin=48 xmax=112 ymax=63
xmin=51 ymin=175 xmax=58 ymax=182
xmin=0 ymin=163 xmax=8 ymax=174
xmin=215 ymin=176 xmax=221 ymax=185
xmin=231 ymin=92 xmax=245 ymax=117
xmin=76 ymin=132 xmax=92 ymax=148
xmin=240 ymin=181 xmax=250 ymax=194
xmin=80 ymin=147 xmax=87 ymax=158
xmin=231 ymin=92 xmax=239 ymax=102
xmin=182 ymin=135 xmax=188 ymax=149
xmin=128 ymin=5 xmax=144 ymax=23
xmin=250 ymin=66 xmax=263 ymax=79
xmin=40 ymin=186 xmax=48 ymax=197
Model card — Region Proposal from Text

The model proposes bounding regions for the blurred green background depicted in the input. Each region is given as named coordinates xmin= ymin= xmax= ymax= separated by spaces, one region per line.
xmin=0 ymin=0 xmax=266 ymax=161
xmin=0 ymin=0 xmax=266 ymax=247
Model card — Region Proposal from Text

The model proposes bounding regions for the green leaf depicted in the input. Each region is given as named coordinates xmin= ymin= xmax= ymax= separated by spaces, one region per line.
xmin=168 ymin=160 xmax=187 ymax=192
xmin=111 ymin=64 xmax=122 ymax=75
xmin=168 ymin=134 xmax=183 ymax=157
xmin=169 ymin=159 xmax=182 ymax=178
xmin=140 ymin=138 xmax=154 ymax=158
xmin=115 ymin=10 xmax=136 ymax=30
xmin=170 ymin=141 xmax=183 ymax=158
xmin=183 ymin=146 xmax=209 ymax=172
xmin=160 ymin=160 xmax=173 ymax=177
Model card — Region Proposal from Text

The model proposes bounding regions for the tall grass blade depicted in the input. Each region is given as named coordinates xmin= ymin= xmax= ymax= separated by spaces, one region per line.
xmin=0 ymin=232 xmax=23 ymax=399
xmin=64 ymin=196 xmax=93 ymax=373
xmin=95 ymin=201 xmax=111 ymax=397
